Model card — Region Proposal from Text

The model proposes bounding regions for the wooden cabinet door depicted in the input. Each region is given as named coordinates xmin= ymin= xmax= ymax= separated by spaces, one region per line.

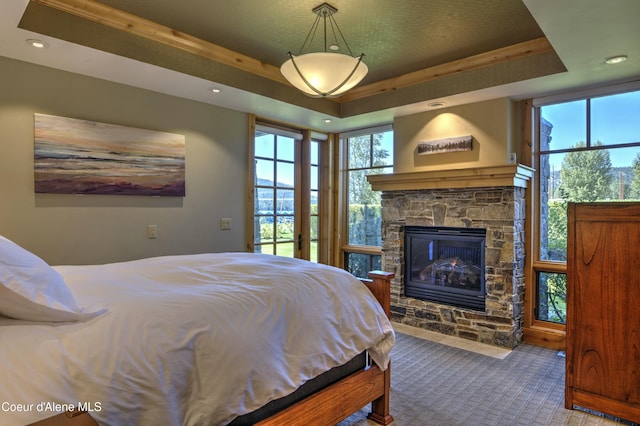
xmin=565 ymin=202 xmax=640 ymax=423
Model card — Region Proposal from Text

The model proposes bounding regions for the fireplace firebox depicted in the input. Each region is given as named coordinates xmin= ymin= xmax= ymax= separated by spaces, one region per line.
xmin=405 ymin=226 xmax=486 ymax=311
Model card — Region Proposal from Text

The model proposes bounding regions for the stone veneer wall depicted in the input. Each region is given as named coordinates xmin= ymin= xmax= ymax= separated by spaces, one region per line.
xmin=381 ymin=186 xmax=526 ymax=348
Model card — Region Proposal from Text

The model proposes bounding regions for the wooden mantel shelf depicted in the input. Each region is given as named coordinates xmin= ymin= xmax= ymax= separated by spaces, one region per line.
xmin=367 ymin=164 xmax=534 ymax=191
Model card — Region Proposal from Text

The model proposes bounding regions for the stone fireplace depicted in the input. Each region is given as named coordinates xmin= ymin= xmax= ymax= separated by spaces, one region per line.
xmin=368 ymin=165 xmax=533 ymax=348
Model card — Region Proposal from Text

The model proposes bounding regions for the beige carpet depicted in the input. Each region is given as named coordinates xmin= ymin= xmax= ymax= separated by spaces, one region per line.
xmin=340 ymin=330 xmax=635 ymax=426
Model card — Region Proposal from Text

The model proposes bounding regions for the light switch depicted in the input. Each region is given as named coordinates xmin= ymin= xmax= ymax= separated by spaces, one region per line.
xmin=220 ymin=218 xmax=232 ymax=230
xmin=147 ymin=224 xmax=158 ymax=239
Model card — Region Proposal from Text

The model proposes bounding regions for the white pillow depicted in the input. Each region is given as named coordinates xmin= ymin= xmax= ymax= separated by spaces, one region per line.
xmin=0 ymin=235 xmax=85 ymax=322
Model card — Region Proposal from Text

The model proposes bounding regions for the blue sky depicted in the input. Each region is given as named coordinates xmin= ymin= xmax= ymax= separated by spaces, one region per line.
xmin=541 ymin=90 xmax=640 ymax=169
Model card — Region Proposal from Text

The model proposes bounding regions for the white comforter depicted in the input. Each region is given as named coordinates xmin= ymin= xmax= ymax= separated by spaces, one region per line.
xmin=0 ymin=253 xmax=394 ymax=426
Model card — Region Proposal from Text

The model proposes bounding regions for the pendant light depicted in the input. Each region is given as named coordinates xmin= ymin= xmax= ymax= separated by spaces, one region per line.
xmin=280 ymin=3 xmax=368 ymax=98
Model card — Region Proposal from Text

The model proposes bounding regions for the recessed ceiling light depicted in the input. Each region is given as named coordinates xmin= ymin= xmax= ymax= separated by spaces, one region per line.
xmin=211 ymin=88 xmax=222 ymax=93
xmin=428 ymin=101 xmax=446 ymax=108
xmin=26 ymin=39 xmax=48 ymax=49
xmin=324 ymin=118 xmax=332 ymax=123
xmin=605 ymin=55 xmax=628 ymax=65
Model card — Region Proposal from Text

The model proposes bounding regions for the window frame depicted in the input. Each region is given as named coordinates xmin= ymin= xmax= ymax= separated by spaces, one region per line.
xmin=524 ymin=82 xmax=640 ymax=347
xmin=247 ymin=115 xmax=330 ymax=262
xmin=338 ymin=124 xmax=393 ymax=276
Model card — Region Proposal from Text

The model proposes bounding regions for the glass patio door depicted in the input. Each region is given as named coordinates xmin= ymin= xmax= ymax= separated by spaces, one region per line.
xmin=253 ymin=124 xmax=320 ymax=261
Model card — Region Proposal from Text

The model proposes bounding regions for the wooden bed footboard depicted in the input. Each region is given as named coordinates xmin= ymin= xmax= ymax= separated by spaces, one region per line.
xmin=361 ymin=271 xmax=394 ymax=425
xmin=27 ymin=271 xmax=395 ymax=426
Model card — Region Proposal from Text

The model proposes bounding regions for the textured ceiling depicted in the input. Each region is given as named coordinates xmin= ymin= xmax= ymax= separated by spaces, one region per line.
xmin=17 ymin=0 xmax=566 ymax=118
xmin=92 ymin=0 xmax=546 ymax=84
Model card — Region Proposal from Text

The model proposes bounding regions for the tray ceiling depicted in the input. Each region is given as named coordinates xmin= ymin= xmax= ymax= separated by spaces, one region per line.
xmin=17 ymin=0 xmax=565 ymax=117
xmin=3 ymin=0 xmax=639 ymax=131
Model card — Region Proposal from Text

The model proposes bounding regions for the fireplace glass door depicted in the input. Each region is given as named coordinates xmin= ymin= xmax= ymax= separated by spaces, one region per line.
xmin=405 ymin=226 xmax=486 ymax=311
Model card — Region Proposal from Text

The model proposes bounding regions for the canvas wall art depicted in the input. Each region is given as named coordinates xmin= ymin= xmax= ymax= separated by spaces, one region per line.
xmin=417 ymin=135 xmax=473 ymax=155
xmin=34 ymin=113 xmax=185 ymax=196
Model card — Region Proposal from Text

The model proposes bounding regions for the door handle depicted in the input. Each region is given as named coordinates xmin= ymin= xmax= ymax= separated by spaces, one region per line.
xmin=298 ymin=234 xmax=303 ymax=250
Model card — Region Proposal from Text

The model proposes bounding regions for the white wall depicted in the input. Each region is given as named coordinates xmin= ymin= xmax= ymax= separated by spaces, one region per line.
xmin=393 ymin=97 xmax=518 ymax=172
xmin=0 ymin=56 xmax=247 ymax=265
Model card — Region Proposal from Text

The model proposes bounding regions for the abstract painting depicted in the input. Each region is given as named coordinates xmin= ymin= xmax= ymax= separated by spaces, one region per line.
xmin=34 ymin=113 xmax=185 ymax=196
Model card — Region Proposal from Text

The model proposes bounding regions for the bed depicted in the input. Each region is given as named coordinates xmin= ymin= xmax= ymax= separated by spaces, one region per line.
xmin=0 ymin=235 xmax=395 ymax=426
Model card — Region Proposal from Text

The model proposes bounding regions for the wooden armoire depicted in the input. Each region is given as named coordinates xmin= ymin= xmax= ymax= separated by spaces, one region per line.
xmin=565 ymin=202 xmax=640 ymax=422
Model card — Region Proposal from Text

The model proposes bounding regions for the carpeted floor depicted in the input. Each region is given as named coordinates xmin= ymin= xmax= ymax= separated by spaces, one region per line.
xmin=340 ymin=331 xmax=637 ymax=426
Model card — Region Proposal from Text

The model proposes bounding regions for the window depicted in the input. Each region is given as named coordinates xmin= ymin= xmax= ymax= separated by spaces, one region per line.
xmin=254 ymin=128 xmax=297 ymax=257
xmin=251 ymin=121 xmax=326 ymax=261
xmin=309 ymin=139 xmax=320 ymax=262
xmin=533 ymin=86 xmax=640 ymax=325
xmin=340 ymin=125 xmax=393 ymax=278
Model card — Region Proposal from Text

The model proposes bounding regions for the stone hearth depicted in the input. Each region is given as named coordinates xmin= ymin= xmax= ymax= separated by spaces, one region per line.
xmin=368 ymin=165 xmax=532 ymax=348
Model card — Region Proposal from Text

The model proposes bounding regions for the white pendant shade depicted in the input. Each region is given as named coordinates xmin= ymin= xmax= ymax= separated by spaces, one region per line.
xmin=280 ymin=52 xmax=368 ymax=98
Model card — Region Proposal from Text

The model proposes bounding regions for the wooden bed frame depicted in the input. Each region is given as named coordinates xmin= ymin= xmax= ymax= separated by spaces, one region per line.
xmin=29 ymin=270 xmax=395 ymax=426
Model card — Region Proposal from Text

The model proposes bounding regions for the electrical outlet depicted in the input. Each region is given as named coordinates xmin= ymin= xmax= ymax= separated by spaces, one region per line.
xmin=220 ymin=218 xmax=232 ymax=230
xmin=147 ymin=224 xmax=158 ymax=239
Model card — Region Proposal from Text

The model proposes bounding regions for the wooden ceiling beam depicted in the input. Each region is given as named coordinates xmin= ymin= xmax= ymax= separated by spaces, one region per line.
xmin=336 ymin=37 xmax=555 ymax=102
xmin=30 ymin=0 xmax=288 ymax=84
